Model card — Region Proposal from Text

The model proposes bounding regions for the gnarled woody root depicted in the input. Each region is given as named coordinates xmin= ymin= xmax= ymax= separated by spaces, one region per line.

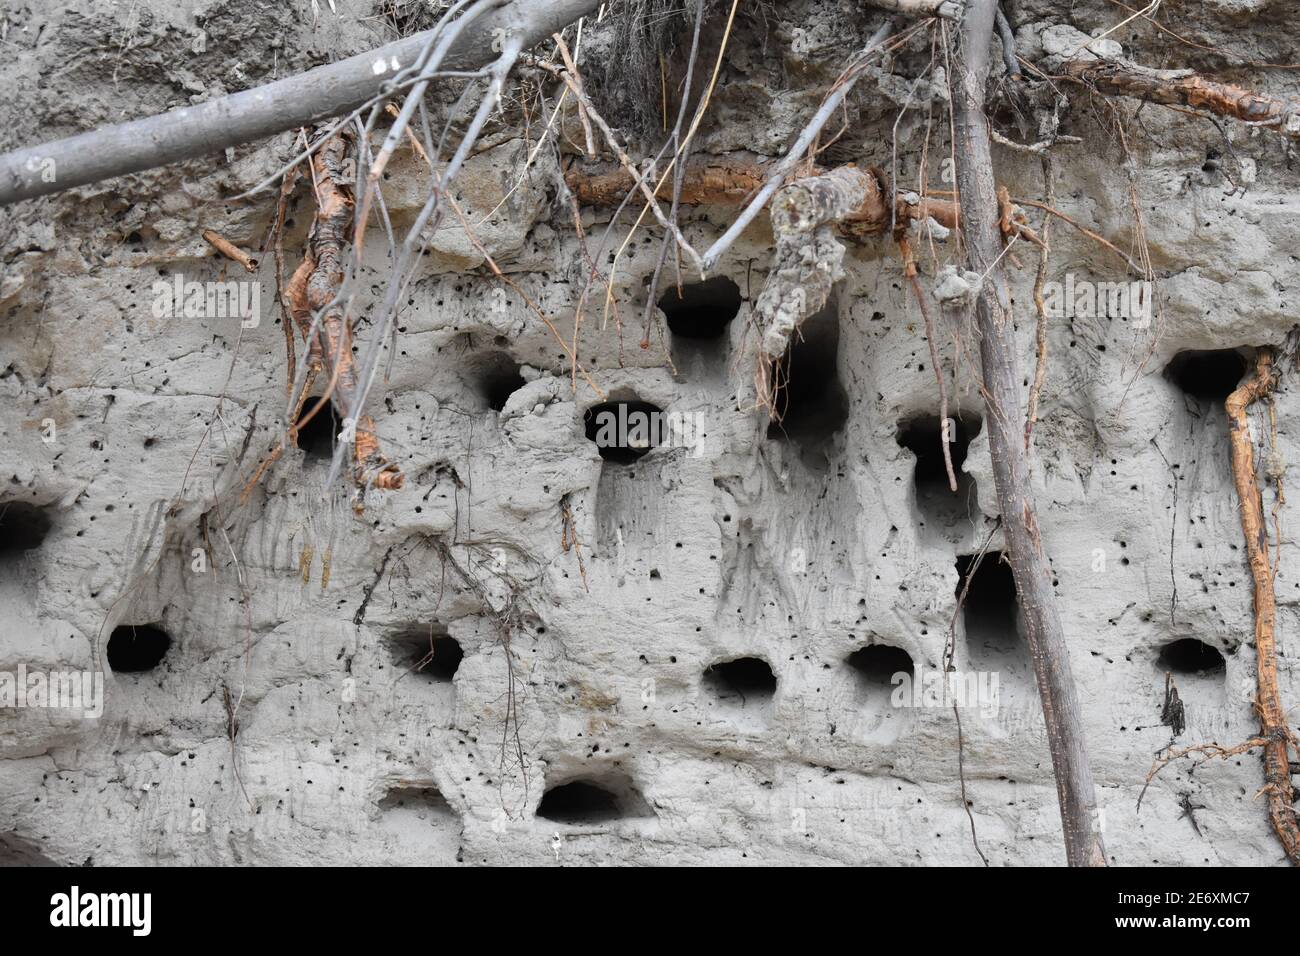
xmin=1225 ymin=348 xmax=1300 ymax=864
xmin=286 ymin=129 xmax=403 ymax=496
xmin=1062 ymin=60 xmax=1300 ymax=139
xmin=564 ymin=157 xmax=960 ymax=240
xmin=754 ymin=165 xmax=874 ymax=414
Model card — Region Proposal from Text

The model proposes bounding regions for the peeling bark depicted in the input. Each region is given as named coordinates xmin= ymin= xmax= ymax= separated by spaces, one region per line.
xmin=954 ymin=0 xmax=1106 ymax=867
xmin=1225 ymin=349 xmax=1300 ymax=865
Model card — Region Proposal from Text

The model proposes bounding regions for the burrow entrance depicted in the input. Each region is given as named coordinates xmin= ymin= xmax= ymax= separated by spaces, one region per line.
xmin=897 ymin=413 xmax=981 ymax=535
xmin=767 ymin=301 xmax=848 ymax=468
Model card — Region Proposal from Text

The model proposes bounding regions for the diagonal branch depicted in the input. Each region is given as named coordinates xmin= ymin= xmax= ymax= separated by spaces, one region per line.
xmin=0 ymin=0 xmax=603 ymax=205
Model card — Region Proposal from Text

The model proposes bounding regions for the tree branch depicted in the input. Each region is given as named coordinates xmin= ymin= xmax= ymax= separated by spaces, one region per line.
xmin=952 ymin=0 xmax=1107 ymax=867
xmin=0 ymin=0 xmax=602 ymax=205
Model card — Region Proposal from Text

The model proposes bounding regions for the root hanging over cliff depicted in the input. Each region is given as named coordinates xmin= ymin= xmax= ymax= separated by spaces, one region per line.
xmin=1225 ymin=348 xmax=1300 ymax=865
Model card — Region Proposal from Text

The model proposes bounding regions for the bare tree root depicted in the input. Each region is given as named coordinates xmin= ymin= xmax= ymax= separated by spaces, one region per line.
xmin=1024 ymin=154 xmax=1053 ymax=450
xmin=898 ymin=234 xmax=957 ymax=491
xmin=1138 ymin=737 xmax=1270 ymax=812
xmin=560 ymin=494 xmax=589 ymax=593
xmin=296 ymin=129 xmax=403 ymax=498
xmin=947 ymin=520 xmax=1001 ymax=865
xmin=1062 ymin=59 xmax=1300 ymax=139
xmin=566 ymin=156 xmax=1049 ymax=247
xmin=202 ymin=229 xmax=258 ymax=273
xmin=242 ymin=129 xmax=403 ymax=506
xmin=1225 ymin=348 xmax=1300 ymax=864
xmin=565 ymin=154 xmax=769 ymax=207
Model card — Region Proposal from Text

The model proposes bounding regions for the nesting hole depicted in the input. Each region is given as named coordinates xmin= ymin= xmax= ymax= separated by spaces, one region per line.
xmin=537 ymin=781 xmax=619 ymax=824
xmin=956 ymin=553 xmax=1019 ymax=653
xmin=847 ymin=644 xmax=914 ymax=693
xmin=766 ymin=301 xmax=848 ymax=466
xmin=658 ymin=277 xmax=740 ymax=340
xmin=1163 ymin=349 xmax=1248 ymax=404
xmin=536 ymin=775 xmax=650 ymax=825
xmin=0 ymin=502 xmax=53 ymax=558
xmin=702 ymin=656 xmax=777 ymax=707
xmin=1157 ymin=638 xmax=1226 ymax=677
xmin=295 ymin=402 xmax=342 ymax=462
xmin=390 ymin=625 xmax=462 ymax=682
xmin=474 ymin=351 xmax=525 ymax=412
xmin=376 ymin=785 xmax=459 ymax=857
xmin=584 ymin=399 xmax=664 ymax=465
xmin=897 ymin=413 xmax=981 ymax=531
xmin=106 ymin=624 xmax=172 ymax=673
xmin=379 ymin=786 xmax=455 ymax=816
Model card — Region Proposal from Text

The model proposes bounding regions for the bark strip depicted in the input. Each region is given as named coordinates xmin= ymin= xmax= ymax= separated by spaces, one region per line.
xmin=953 ymin=0 xmax=1106 ymax=867
xmin=1225 ymin=349 xmax=1300 ymax=864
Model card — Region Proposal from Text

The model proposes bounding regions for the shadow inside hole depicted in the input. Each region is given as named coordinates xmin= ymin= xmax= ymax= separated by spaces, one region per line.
xmin=0 ymin=502 xmax=53 ymax=558
xmin=956 ymin=553 xmax=1018 ymax=652
xmin=536 ymin=776 xmax=651 ymax=825
xmin=296 ymin=401 xmax=342 ymax=462
xmin=847 ymin=644 xmax=914 ymax=694
xmin=658 ymin=277 xmax=740 ymax=381
xmin=473 ymin=351 xmax=525 ymax=412
xmin=106 ymin=624 xmax=172 ymax=673
xmin=584 ymin=399 xmax=664 ymax=465
xmin=766 ymin=300 xmax=848 ymax=467
xmin=897 ymin=413 xmax=981 ymax=533
xmin=956 ymin=554 xmax=1032 ymax=718
xmin=0 ymin=832 xmax=59 ymax=867
xmin=702 ymin=656 xmax=776 ymax=709
xmin=1157 ymin=638 xmax=1226 ymax=677
xmin=1163 ymin=349 xmax=1248 ymax=405
xmin=389 ymin=626 xmax=462 ymax=682
xmin=658 ymin=276 xmax=741 ymax=340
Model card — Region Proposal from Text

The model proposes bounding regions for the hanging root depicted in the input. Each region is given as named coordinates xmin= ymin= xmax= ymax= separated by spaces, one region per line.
xmin=897 ymin=234 xmax=957 ymax=492
xmin=1024 ymin=154 xmax=1054 ymax=451
xmin=1140 ymin=347 xmax=1300 ymax=864
xmin=242 ymin=128 xmax=403 ymax=504
xmin=1225 ymin=347 xmax=1300 ymax=864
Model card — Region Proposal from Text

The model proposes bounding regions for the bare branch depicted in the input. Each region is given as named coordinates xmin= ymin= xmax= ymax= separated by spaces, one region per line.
xmin=0 ymin=0 xmax=603 ymax=205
